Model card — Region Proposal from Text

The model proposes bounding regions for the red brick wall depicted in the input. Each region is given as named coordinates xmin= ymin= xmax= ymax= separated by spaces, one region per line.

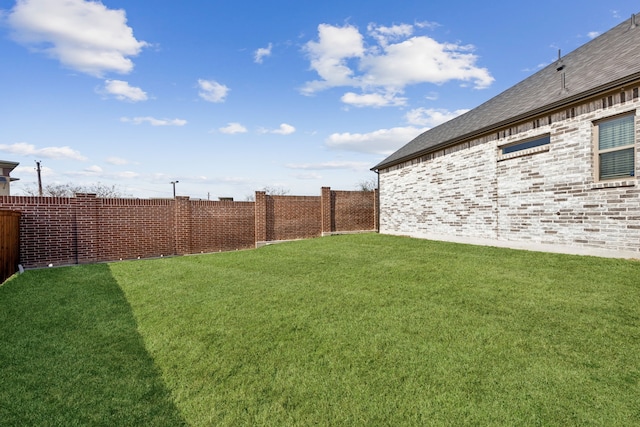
xmin=265 ymin=195 xmax=322 ymax=242
xmin=0 ymin=196 xmax=78 ymax=267
xmin=0 ymin=187 xmax=377 ymax=269
xmin=321 ymin=187 xmax=332 ymax=234
xmin=190 ymin=199 xmax=255 ymax=253
xmin=254 ymin=191 xmax=267 ymax=243
xmin=331 ymin=190 xmax=377 ymax=233
xmin=93 ymin=197 xmax=175 ymax=262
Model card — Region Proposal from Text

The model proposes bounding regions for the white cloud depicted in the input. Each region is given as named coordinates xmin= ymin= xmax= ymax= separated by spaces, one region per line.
xmin=198 ymin=79 xmax=229 ymax=103
xmin=587 ymin=31 xmax=600 ymax=39
xmin=301 ymin=22 xmax=494 ymax=105
xmin=0 ymin=142 xmax=87 ymax=161
xmin=102 ymin=79 xmax=147 ymax=102
xmin=120 ymin=117 xmax=187 ymax=126
xmin=7 ymin=0 xmax=147 ymax=77
xmin=301 ymin=24 xmax=365 ymax=94
xmin=404 ymin=107 xmax=469 ymax=127
xmin=13 ymin=164 xmax=54 ymax=177
xmin=106 ymin=156 xmax=131 ymax=165
xmin=322 ymin=108 xmax=465 ymax=157
xmin=254 ymin=43 xmax=273 ymax=63
xmin=325 ymin=126 xmax=427 ymax=155
xmin=259 ymin=123 xmax=296 ymax=135
xmin=341 ymin=91 xmax=407 ymax=108
xmin=359 ymin=36 xmax=494 ymax=89
xmin=286 ymin=161 xmax=371 ymax=171
xmin=65 ymin=167 xmax=139 ymax=179
xmin=367 ymin=23 xmax=414 ymax=47
xmin=219 ymin=122 xmax=248 ymax=134
xmin=415 ymin=21 xmax=441 ymax=30
xmin=522 ymin=62 xmax=549 ymax=73
xmin=292 ymin=172 xmax=323 ymax=180
xmin=84 ymin=165 xmax=103 ymax=174
xmin=271 ymin=123 xmax=296 ymax=135
xmin=425 ymin=92 xmax=439 ymax=101
xmin=113 ymin=171 xmax=139 ymax=179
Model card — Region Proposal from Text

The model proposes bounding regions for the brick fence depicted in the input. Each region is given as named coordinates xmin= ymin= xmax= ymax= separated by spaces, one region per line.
xmin=0 ymin=187 xmax=377 ymax=269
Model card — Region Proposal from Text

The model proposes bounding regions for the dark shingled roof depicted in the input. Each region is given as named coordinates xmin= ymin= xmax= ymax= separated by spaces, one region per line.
xmin=373 ymin=13 xmax=640 ymax=171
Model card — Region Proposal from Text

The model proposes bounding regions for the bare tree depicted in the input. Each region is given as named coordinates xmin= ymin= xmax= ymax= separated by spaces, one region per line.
xmin=85 ymin=182 xmax=131 ymax=198
xmin=245 ymin=185 xmax=291 ymax=201
xmin=261 ymin=185 xmax=290 ymax=196
xmin=22 ymin=182 xmax=131 ymax=198
xmin=356 ymin=177 xmax=378 ymax=192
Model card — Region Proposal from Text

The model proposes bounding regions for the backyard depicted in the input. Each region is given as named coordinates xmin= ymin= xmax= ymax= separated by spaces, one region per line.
xmin=1 ymin=233 xmax=639 ymax=426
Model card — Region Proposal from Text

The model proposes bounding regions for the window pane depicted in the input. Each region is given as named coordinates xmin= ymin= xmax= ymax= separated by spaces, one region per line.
xmin=599 ymin=148 xmax=635 ymax=179
xmin=599 ymin=115 xmax=634 ymax=150
xmin=502 ymin=135 xmax=550 ymax=154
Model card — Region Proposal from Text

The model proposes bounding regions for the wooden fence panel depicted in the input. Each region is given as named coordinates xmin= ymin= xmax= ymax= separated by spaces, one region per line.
xmin=0 ymin=210 xmax=20 ymax=283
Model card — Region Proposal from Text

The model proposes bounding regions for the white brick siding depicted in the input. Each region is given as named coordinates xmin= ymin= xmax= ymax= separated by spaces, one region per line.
xmin=379 ymin=93 xmax=640 ymax=258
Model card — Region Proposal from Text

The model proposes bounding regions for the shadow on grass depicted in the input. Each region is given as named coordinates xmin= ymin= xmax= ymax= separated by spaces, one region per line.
xmin=0 ymin=264 xmax=186 ymax=426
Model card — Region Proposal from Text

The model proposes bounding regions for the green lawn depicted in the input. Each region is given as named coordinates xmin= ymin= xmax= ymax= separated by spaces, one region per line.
xmin=1 ymin=234 xmax=639 ymax=426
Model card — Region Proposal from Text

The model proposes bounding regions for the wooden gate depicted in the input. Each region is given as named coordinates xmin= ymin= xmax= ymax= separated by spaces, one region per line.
xmin=0 ymin=210 xmax=20 ymax=283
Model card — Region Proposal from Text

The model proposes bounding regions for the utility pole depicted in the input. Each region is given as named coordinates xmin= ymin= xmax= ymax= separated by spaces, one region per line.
xmin=171 ymin=181 xmax=179 ymax=198
xmin=35 ymin=160 xmax=43 ymax=196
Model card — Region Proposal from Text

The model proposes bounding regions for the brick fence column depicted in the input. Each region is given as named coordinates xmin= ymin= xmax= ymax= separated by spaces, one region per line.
xmin=321 ymin=186 xmax=332 ymax=235
xmin=254 ymin=191 xmax=267 ymax=246
xmin=75 ymin=193 xmax=99 ymax=264
xmin=174 ymin=196 xmax=192 ymax=255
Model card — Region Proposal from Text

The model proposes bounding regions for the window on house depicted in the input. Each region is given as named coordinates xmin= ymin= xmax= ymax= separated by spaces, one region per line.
xmin=501 ymin=134 xmax=550 ymax=155
xmin=596 ymin=114 xmax=635 ymax=180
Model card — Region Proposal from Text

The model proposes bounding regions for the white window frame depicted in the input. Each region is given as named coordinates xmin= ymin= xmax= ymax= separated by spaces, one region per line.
xmin=593 ymin=113 xmax=636 ymax=182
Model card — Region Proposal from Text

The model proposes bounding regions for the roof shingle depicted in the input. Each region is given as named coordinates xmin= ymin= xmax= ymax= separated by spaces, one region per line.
xmin=373 ymin=14 xmax=640 ymax=170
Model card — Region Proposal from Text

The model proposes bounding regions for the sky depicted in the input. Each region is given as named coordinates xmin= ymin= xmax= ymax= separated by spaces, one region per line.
xmin=1 ymin=1 xmax=639 ymax=200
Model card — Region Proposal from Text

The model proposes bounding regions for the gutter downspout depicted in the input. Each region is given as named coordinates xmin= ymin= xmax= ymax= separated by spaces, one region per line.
xmin=374 ymin=169 xmax=380 ymax=233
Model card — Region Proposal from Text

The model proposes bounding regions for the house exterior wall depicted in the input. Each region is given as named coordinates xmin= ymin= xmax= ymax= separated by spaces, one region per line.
xmin=0 ymin=177 xmax=10 ymax=197
xmin=379 ymin=89 xmax=640 ymax=257
xmin=0 ymin=162 xmax=19 ymax=196
xmin=380 ymin=142 xmax=497 ymax=240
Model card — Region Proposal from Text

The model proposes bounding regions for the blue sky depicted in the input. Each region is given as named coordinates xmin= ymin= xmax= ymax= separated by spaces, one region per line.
xmin=1 ymin=0 xmax=638 ymax=199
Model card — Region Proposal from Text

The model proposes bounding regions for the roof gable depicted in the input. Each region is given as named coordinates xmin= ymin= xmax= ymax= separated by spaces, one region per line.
xmin=374 ymin=14 xmax=640 ymax=170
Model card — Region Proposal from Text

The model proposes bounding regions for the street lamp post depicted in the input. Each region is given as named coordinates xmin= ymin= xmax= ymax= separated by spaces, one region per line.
xmin=171 ymin=181 xmax=179 ymax=198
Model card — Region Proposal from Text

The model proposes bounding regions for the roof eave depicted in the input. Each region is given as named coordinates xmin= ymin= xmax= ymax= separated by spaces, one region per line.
xmin=372 ymin=71 xmax=640 ymax=171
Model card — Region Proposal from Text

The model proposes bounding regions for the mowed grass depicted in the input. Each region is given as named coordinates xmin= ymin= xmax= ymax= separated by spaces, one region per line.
xmin=2 ymin=234 xmax=640 ymax=426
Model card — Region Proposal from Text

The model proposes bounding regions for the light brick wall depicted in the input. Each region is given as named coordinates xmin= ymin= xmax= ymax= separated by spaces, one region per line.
xmin=379 ymin=88 xmax=640 ymax=256
xmin=380 ymin=142 xmax=498 ymax=240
